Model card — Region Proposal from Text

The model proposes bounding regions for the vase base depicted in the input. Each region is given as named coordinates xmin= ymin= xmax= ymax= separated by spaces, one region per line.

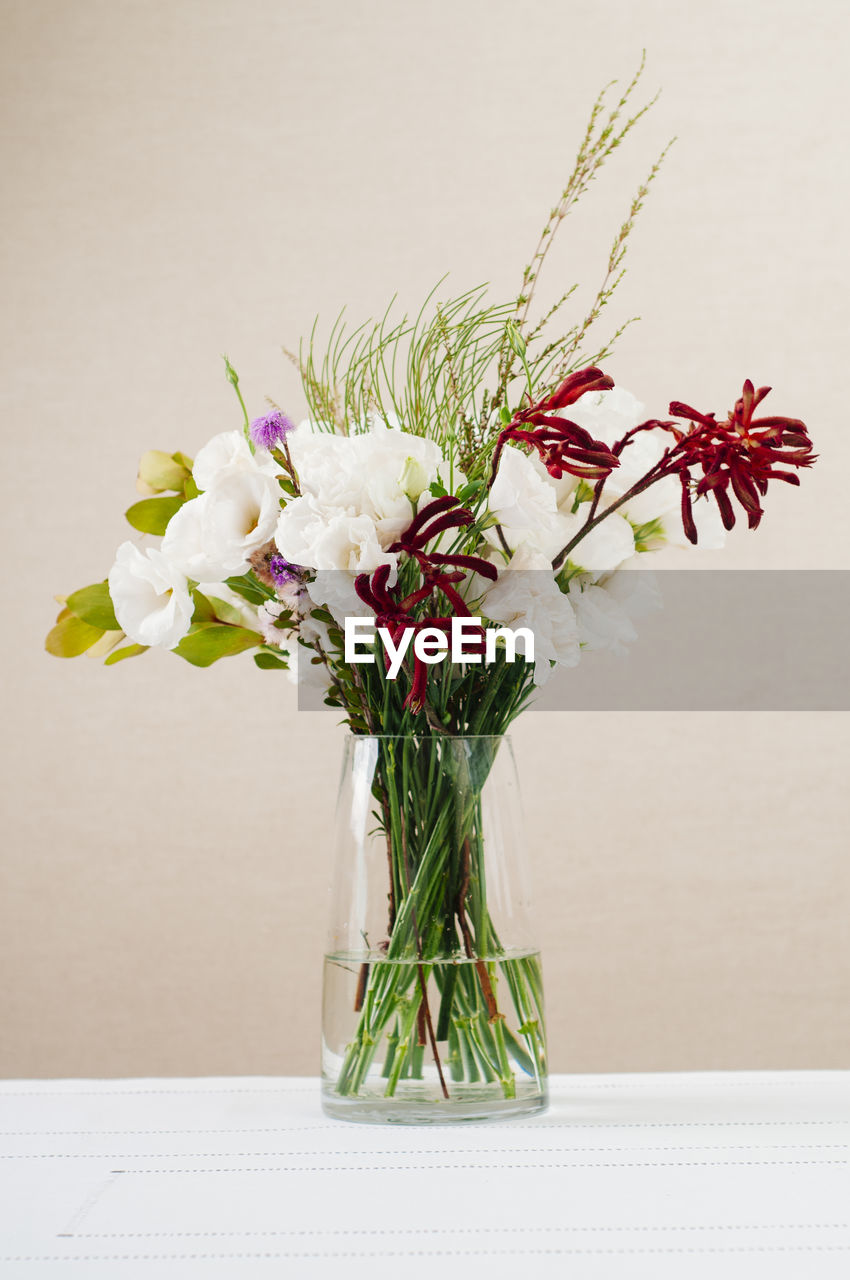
xmin=320 ymin=1083 xmax=548 ymax=1125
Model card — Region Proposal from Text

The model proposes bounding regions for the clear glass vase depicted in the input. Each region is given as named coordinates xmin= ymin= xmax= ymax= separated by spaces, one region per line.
xmin=321 ymin=733 xmax=548 ymax=1123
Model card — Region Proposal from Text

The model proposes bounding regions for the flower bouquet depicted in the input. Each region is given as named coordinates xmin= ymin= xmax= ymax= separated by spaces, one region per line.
xmin=47 ymin=64 xmax=815 ymax=1121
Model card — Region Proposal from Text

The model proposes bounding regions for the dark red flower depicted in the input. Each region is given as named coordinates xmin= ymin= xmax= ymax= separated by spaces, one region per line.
xmin=667 ymin=380 xmax=816 ymax=540
xmin=489 ymin=367 xmax=620 ymax=485
xmin=354 ymin=498 xmax=490 ymax=713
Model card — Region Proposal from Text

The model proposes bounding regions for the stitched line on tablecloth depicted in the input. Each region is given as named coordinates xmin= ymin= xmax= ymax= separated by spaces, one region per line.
xmin=5 ymin=1142 xmax=850 ymax=1160
xmin=0 ymin=1077 xmax=829 ymax=1097
xmin=3 ymin=1120 xmax=848 ymax=1137
xmin=72 ymin=1225 xmax=850 ymax=1238
xmin=5 ymin=1246 xmax=850 ymax=1261
xmin=0 ymin=1087 xmax=316 ymax=1098
xmin=114 ymin=1158 xmax=850 ymax=1173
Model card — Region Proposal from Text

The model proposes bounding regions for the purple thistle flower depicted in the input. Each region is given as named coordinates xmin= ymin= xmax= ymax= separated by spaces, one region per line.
xmin=269 ymin=554 xmax=300 ymax=588
xmin=250 ymin=410 xmax=295 ymax=451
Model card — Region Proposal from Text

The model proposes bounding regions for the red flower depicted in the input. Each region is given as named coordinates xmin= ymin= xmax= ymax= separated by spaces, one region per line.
xmin=668 ymin=381 xmax=816 ymax=541
xmin=489 ymin=367 xmax=620 ymax=485
xmin=355 ymin=497 xmax=491 ymax=712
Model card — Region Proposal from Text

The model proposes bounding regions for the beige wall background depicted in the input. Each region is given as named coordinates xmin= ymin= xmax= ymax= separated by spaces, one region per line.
xmin=2 ymin=0 xmax=849 ymax=1079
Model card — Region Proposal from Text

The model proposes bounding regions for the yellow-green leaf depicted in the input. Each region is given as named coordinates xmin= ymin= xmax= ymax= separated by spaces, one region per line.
xmin=206 ymin=595 xmax=248 ymax=627
xmin=85 ymin=630 xmax=125 ymax=658
xmin=45 ymin=614 xmax=104 ymax=658
xmin=173 ymin=623 xmax=261 ymax=668
xmin=254 ymin=651 xmax=289 ymax=670
xmin=125 ymin=495 xmax=186 ymax=535
xmin=104 ymin=643 xmax=149 ymax=665
xmin=66 ymin=582 xmax=119 ymax=631
xmin=191 ymin=590 xmax=216 ymax=623
xmin=137 ymin=450 xmax=190 ymax=494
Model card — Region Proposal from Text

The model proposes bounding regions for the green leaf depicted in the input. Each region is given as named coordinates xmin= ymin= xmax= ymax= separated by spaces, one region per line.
xmin=224 ymin=573 xmax=275 ymax=606
xmin=66 ymin=582 xmax=119 ymax=631
xmin=45 ymin=614 xmax=104 ymax=657
xmin=278 ymin=476 xmax=298 ymax=497
xmin=191 ymin=590 xmax=216 ymax=623
xmin=137 ymin=450 xmax=189 ymax=493
xmin=85 ymin=630 xmax=125 ymax=659
xmin=206 ymin=595 xmax=248 ymax=627
xmin=104 ymin=642 xmax=149 ymax=665
xmin=125 ymin=495 xmax=186 ymax=535
xmin=309 ymin=606 xmax=335 ymax=625
xmin=456 ymin=481 xmax=482 ymax=504
xmin=254 ymin=651 xmax=290 ymax=670
xmin=173 ymin=623 xmax=260 ymax=667
xmin=183 ymin=475 xmax=200 ymax=500
xmin=429 ymin=480 xmax=448 ymax=499
xmin=171 ymin=451 xmax=194 ymax=470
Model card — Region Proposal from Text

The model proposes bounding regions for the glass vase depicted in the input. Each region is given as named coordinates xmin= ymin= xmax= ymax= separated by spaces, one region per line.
xmin=321 ymin=733 xmax=547 ymax=1123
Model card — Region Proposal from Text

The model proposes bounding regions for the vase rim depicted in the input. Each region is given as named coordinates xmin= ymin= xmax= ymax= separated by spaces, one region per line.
xmin=345 ymin=732 xmax=510 ymax=742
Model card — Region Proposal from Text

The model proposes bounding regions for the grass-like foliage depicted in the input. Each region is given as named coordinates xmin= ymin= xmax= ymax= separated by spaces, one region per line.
xmin=294 ymin=53 xmax=669 ymax=481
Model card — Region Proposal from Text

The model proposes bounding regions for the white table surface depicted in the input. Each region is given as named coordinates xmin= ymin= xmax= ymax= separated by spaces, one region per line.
xmin=1 ymin=1072 xmax=848 ymax=1278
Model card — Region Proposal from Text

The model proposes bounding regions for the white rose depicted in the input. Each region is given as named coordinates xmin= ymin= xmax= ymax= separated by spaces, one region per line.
xmin=164 ymin=470 xmax=281 ymax=580
xmin=161 ymin=494 xmax=220 ymax=581
xmin=108 ymin=542 xmax=193 ymax=649
xmin=480 ymin=545 xmax=580 ymax=685
xmin=201 ymin=469 xmax=281 ymax=575
xmin=192 ymin=429 xmax=278 ymax=491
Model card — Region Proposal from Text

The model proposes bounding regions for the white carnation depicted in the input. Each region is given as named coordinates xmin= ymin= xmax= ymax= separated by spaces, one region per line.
xmin=107 ymin=542 xmax=193 ymax=649
xmin=285 ymin=420 xmax=446 ymax=555
xmin=486 ymin=445 xmax=559 ymax=553
xmin=480 ymin=545 xmax=580 ymax=686
xmin=276 ymin=496 xmax=396 ymax=575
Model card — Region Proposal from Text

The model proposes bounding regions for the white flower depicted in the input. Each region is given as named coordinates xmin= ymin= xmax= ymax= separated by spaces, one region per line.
xmin=480 ymin=545 xmax=580 ymax=685
xmin=202 ymin=469 xmax=281 ymax=573
xmin=552 ymin=506 xmax=635 ymax=573
xmin=285 ymin=420 xmax=446 ymax=553
xmin=164 ymin=471 xmax=281 ymax=580
xmin=309 ymin=570 xmax=371 ymax=627
xmin=257 ymin=599 xmax=288 ymax=647
xmin=568 ymin=567 xmax=662 ymax=655
xmin=486 ymin=445 xmax=559 ymax=552
xmin=660 ymin=493 xmax=727 ymax=550
xmin=570 ymin=582 xmax=638 ymax=655
xmin=562 ymin=386 xmax=648 ymax=446
xmin=107 ymin=542 xmax=193 ymax=649
xmin=276 ymin=496 xmax=396 ymax=574
xmin=556 ymin=387 xmax=727 ymax=551
xmin=192 ymin=429 xmax=278 ymax=491
xmin=161 ymin=495 xmax=220 ymax=581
